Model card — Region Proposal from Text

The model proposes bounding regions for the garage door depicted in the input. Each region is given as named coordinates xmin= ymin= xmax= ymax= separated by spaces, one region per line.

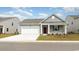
xmin=21 ymin=26 xmax=40 ymax=35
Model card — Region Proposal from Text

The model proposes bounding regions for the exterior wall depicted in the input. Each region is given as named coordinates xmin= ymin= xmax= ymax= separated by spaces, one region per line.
xmin=0 ymin=18 xmax=20 ymax=34
xmin=66 ymin=16 xmax=79 ymax=33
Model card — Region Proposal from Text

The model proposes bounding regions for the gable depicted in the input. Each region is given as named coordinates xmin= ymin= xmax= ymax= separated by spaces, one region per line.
xmin=42 ymin=15 xmax=64 ymax=23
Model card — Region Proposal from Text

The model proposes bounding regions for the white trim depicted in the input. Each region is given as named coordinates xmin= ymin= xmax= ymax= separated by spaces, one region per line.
xmin=41 ymin=23 xmax=66 ymax=25
xmin=40 ymin=24 xmax=42 ymax=34
xmin=3 ymin=26 xmax=4 ymax=33
xmin=48 ymin=25 xmax=50 ymax=34
xmin=65 ymin=25 xmax=67 ymax=34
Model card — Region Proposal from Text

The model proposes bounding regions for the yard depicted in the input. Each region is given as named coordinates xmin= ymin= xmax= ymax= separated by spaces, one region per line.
xmin=37 ymin=34 xmax=79 ymax=41
xmin=0 ymin=34 xmax=17 ymax=38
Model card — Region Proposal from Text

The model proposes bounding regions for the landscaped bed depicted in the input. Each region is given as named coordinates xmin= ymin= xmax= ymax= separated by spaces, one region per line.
xmin=37 ymin=34 xmax=79 ymax=41
xmin=0 ymin=34 xmax=17 ymax=38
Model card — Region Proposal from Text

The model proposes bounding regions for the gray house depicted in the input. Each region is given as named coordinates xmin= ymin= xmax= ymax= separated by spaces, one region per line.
xmin=0 ymin=17 xmax=20 ymax=34
xmin=66 ymin=15 xmax=79 ymax=33
xmin=20 ymin=15 xmax=67 ymax=35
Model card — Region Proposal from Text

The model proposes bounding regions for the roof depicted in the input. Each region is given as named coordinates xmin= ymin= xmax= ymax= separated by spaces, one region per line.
xmin=0 ymin=25 xmax=3 ymax=27
xmin=20 ymin=14 xmax=65 ymax=26
xmin=0 ymin=17 xmax=17 ymax=22
xmin=67 ymin=15 xmax=79 ymax=17
xmin=67 ymin=15 xmax=79 ymax=19
xmin=20 ymin=19 xmax=43 ymax=26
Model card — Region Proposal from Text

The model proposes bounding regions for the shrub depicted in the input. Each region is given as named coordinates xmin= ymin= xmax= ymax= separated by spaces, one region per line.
xmin=68 ymin=32 xmax=75 ymax=34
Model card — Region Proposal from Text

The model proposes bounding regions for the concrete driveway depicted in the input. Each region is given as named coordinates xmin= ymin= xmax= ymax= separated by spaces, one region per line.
xmin=0 ymin=34 xmax=39 ymax=41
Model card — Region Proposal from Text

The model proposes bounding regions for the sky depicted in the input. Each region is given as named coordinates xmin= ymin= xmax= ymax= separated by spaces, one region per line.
xmin=0 ymin=7 xmax=79 ymax=21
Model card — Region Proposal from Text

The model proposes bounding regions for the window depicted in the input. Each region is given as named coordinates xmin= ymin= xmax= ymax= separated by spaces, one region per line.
xmin=71 ymin=22 xmax=73 ymax=24
xmin=52 ymin=16 xmax=55 ymax=19
xmin=16 ymin=29 xmax=18 ymax=32
xmin=12 ymin=22 xmax=13 ymax=26
xmin=54 ymin=26 xmax=59 ymax=31
xmin=6 ymin=28 xmax=9 ymax=32
xmin=78 ymin=29 xmax=79 ymax=32
xmin=52 ymin=25 xmax=59 ymax=31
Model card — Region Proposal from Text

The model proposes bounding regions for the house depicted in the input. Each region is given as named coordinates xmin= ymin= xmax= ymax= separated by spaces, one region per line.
xmin=20 ymin=15 xmax=67 ymax=35
xmin=66 ymin=15 xmax=79 ymax=33
xmin=0 ymin=17 xmax=20 ymax=34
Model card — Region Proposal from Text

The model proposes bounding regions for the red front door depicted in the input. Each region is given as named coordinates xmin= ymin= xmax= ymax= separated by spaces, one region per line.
xmin=43 ymin=27 xmax=48 ymax=34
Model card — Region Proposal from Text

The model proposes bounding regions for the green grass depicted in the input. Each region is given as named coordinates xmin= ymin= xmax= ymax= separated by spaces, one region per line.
xmin=0 ymin=34 xmax=16 ymax=38
xmin=37 ymin=34 xmax=79 ymax=41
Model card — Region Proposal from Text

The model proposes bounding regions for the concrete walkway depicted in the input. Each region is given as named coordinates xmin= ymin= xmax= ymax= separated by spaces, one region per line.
xmin=0 ymin=34 xmax=39 ymax=42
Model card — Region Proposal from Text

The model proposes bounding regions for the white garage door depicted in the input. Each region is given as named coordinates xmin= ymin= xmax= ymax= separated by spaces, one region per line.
xmin=21 ymin=26 xmax=40 ymax=35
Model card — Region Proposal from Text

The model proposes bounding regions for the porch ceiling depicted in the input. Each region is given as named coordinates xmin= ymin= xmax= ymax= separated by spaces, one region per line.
xmin=41 ymin=23 xmax=66 ymax=25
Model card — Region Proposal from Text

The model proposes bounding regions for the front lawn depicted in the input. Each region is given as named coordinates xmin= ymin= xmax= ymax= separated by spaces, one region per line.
xmin=37 ymin=34 xmax=79 ymax=41
xmin=0 ymin=34 xmax=16 ymax=38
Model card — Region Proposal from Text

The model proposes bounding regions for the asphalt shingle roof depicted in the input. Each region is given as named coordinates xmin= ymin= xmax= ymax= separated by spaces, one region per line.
xmin=67 ymin=15 xmax=79 ymax=19
xmin=0 ymin=17 xmax=17 ymax=22
xmin=20 ymin=19 xmax=43 ymax=26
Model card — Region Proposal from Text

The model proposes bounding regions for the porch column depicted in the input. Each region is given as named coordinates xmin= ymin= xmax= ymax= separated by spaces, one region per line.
xmin=48 ymin=25 xmax=50 ymax=34
xmin=64 ymin=25 xmax=67 ymax=34
xmin=41 ymin=24 xmax=42 ymax=34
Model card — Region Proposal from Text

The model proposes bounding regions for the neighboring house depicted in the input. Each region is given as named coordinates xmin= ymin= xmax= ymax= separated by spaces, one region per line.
xmin=66 ymin=15 xmax=79 ymax=33
xmin=0 ymin=17 xmax=20 ymax=34
xmin=20 ymin=15 xmax=67 ymax=35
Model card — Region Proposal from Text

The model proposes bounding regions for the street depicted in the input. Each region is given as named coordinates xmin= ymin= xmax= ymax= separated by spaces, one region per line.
xmin=0 ymin=42 xmax=79 ymax=51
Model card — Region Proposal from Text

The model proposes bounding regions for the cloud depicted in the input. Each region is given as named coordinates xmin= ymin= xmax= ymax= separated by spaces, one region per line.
xmin=30 ymin=10 xmax=33 ymax=12
xmin=55 ymin=13 xmax=65 ymax=20
xmin=12 ymin=7 xmax=33 ymax=16
xmin=0 ymin=7 xmax=34 ymax=21
xmin=63 ymin=7 xmax=75 ymax=12
xmin=38 ymin=13 xmax=48 ymax=18
xmin=0 ymin=14 xmax=27 ymax=21
xmin=63 ymin=7 xmax=79 ymax=13
xmin=55 ymin=13 xmax=63 ymax=17
xmin=11 ymin=14 xmax=28 ymax=21
xmin=49 ymin=7 xmax=58 ymax=10
xmin=0 ymin=14 xmax=14 ymax=17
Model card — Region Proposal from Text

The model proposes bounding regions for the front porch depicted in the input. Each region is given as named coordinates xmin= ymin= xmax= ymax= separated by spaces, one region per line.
xmin=41 ymin=24 xmax=67 ymax=35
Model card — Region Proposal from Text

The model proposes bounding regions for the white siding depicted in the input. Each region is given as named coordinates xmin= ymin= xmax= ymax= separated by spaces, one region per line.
xmin=66 ymin=16 xmax=79 ymax=33
xmin=0 ymin=18 xmax=20 ymax=34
